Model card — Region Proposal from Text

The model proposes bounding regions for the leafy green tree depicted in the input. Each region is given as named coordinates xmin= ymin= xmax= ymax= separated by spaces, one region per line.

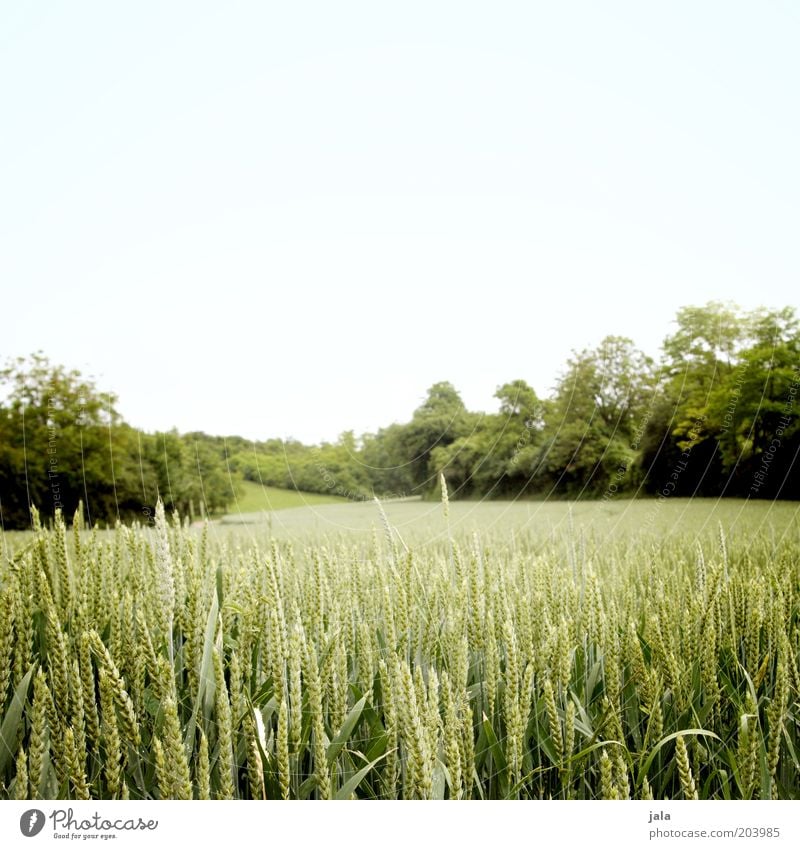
xmin=360 ymin=424 xmax=417 ymax=497
xmin=0 ymin=355 xmax=236 ymax=528
xmin=706 ymin=308 xmax=800 ymax=496
xmin=431 ymin=380 xmax=544 ymax=496
xmin=541 ymin=338 xmax=654 ymax=495
xmin=642 ymin=303 xmax=799 ymax=497
xmin=662 ymin=302 xmax=744 ymax=448
xmin=392 ymin=382 xmax=473 ymax=492
xmin=0 ymin=353 xmax=126 ymax=526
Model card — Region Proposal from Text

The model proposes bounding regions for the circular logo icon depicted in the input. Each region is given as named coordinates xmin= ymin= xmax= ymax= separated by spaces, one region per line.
xmin=19 ymin=810 xmax=46 ymax=837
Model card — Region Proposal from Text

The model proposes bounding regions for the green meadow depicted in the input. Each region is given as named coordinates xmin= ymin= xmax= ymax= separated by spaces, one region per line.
xmin=226 ymin=479 xmax=346 ymax=515
xmin=1 ymin=495 xmax=797 ymax=800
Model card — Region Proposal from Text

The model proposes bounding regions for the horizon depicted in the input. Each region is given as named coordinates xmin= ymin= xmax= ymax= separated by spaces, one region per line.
xmin=4 ymin=294 xmax=794 ymax=450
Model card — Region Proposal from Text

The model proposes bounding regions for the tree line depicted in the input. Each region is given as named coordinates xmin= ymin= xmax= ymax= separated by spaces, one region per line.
xmin=0 ymin=354 xmax=230 ymax=529
xmin=1 ymin=302 xmax=798 ymax=529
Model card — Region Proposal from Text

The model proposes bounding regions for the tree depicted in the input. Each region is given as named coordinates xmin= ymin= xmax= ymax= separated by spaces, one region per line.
xmin=431 ymin=380 xmax=545 ymax=496
xmin=643 ymin=303 xmax=800 ymax=497
xmin=706 ymin=308 xmax=800 ymax=496
xmin=0 ymin=355 xmax=236 ymax=528
xmin=360 ymin=424 xmax=417 ymax=497
xmin=0 ymin=353 xmax=126 ymax=527
xmin=392 ymin=382 xmax=473 ymax=492
xmin=541 ymin=338 xmax=655 ymax=495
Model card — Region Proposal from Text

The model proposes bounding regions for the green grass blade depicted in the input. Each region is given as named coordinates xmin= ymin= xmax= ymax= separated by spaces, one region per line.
xmin=327 ymin=694 xmax=367 ymax=765
xmin=639 ymin=729 xmax=722 ymax=784
xmin=183 ymin=591 xmax=219 ymax=752
xmin=0 ymin=665 xmax=35 ymax=776
xmin=334 ymin=751 xmax=388 ymax=800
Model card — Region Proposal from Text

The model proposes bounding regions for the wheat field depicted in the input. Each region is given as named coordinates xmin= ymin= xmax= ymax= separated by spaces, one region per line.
xmin=0 ymin=497 xmax=798 ymax=800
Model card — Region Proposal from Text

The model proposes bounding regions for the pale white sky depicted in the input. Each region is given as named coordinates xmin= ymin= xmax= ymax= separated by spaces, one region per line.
xmin=2 ymin=2 xmax=799 ymax=443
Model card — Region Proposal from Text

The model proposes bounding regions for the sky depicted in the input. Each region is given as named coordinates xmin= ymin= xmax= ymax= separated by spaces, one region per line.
xmin=2 ymin=1 xmax=799 ymax=444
